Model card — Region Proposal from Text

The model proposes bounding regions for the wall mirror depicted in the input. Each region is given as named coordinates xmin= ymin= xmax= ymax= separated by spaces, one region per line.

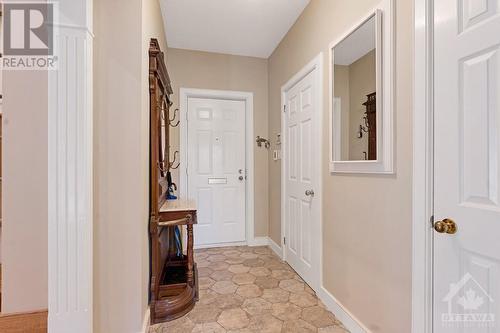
xmin=329 ymin=5 xmax=394 ymax=173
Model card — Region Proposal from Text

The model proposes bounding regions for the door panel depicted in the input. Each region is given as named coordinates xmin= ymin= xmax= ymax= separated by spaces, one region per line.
xmin=223 ymin=131 xmax=238 ymax=173
xmin=284 ymin=67 xmax=321 ymax=290
xmin=187 ymin=97 xmax=246 ymax=246
xmin=197 ymin=130 xmax=212 ymax=174
xmin=197 ymin=187 xmax=213 ymax=226
xmin=289 ymin=125 xmax=298 ymax=180
xmin=434 ymin=0 xmax=500 ymax=331
xmin=460 ymin=49 xmax=500 ymax=208
xmin=300 ymin=200 xmax=311 ymax=265
xmin=289 ymin=197 xmax=298 ymax=254
xmin=301 ymin=120 xmax=312 ymax=181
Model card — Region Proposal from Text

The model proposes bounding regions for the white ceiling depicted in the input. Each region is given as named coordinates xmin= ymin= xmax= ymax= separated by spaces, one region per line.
xmin=160 ymin=0 xmax=311 ymax=58
xmin=333 ymin=15 xmax=376 ymax=66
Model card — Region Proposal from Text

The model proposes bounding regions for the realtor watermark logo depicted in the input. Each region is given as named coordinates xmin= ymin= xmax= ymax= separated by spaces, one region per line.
xmin=441 ymin=273 xmax=495 ymax=329
xmin=2 ymin=2 xmax=57 ymax=70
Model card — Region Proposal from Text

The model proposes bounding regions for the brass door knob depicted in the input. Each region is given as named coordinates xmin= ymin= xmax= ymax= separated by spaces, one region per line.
xmin=434 ymin=218 xmax=457 ymax=234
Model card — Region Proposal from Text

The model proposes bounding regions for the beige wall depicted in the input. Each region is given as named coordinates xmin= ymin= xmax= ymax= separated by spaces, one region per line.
xmin=165 ymin=48 xmax=269 ymax=237
xmin=93 ymin=0 xmax=167 ymax=331
xmin=1 ymin=70 xmax=48 ymax=313
xmin=268 ymin=1 xmax=412 ymax=332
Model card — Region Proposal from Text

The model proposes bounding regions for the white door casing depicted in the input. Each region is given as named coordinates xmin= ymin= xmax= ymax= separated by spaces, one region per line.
xmin=187 ymin=97 xmax=246 ymax=246
xmin=281 ymin=53 xmax=323 ymax=291
xmin=433 ymin=0 xmax=500 ymax=332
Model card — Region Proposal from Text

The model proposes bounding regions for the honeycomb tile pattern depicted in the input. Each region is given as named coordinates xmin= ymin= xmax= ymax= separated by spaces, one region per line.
xmin=149 ymin=246 xmax=349 ymax=333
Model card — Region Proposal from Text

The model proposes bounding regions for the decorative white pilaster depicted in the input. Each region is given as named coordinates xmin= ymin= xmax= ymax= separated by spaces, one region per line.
xmin=48 ymin=1 xmax=93 ymax=332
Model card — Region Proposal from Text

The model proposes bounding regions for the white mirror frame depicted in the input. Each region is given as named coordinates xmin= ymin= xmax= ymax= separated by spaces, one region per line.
xmin=329 ymin=0 xmax=394 ymax=174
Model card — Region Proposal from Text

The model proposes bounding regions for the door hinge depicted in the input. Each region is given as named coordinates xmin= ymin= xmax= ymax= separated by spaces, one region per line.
xmin=283 ymin=237 xmax=286 ymax=245
xmin=283 ymin=105 xmax=286 ymax=113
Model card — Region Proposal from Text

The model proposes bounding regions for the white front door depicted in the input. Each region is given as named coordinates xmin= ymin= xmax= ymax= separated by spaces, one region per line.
xmin=283 ymin=62 xmax=321 ymax=290
xmin=187 ymin=97 xmax=246 ymax=246
xmin=434 ymin=0 xmax=500 ymax=331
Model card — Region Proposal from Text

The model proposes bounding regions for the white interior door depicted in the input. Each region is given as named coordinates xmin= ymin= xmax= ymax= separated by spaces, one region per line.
xmin=283 ymin=66 xmax=321 ymax=290
xmin=187 ymin=97 xmax=246 ymax=246
xmin=434 ymin=0 xmax=500 ymax=331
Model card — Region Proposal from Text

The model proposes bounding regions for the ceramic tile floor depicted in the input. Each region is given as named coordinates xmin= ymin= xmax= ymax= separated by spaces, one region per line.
xmin=149 ymin=246 xmax=349 ymax=333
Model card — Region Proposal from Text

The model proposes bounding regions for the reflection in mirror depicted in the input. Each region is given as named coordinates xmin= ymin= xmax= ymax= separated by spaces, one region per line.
xmin=333 ymin=14 xmax=377 ymax=161
xmin=159 ymin=98 xmax=168 ymax=176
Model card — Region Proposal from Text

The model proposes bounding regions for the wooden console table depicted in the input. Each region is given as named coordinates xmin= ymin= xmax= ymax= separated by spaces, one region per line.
xmin=150 ymin=200 xmax=198 ymax=324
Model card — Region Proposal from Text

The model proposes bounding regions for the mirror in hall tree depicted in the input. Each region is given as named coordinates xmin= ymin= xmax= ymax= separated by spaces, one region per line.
xmin=329 ymin=5 xmax=394 ymax=174
xmin=159 ymin=96 xmax=168 ymax=177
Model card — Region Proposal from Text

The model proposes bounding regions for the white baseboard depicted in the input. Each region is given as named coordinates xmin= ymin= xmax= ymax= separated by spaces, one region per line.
xmin=267 ymin=237 xmax=283 ymax=259
xmin=140 ymin=307 xmax=150 ymax=333
xmin=317 ymin=287 xmax=371 ymax=333
xmin=193 ymin=237 xmax=282 ymax=259
xmin=194 ymin=241 xmax=247 ymax=249
xmin=194 ymin=237 xmax=269 ymax=249
xmin=194 ymin=237 xmax=272 ymax=249
xmin=247 ymin=237 xmax=269 ymax=247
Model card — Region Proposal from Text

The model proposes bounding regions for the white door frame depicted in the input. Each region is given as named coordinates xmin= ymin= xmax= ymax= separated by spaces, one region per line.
xmin=179 ymin=88 xmax=256 ymax=247
xmin=280 ymin=53 xmax=323 ymax=292
xmin=412 ymin=0 xmax=434 ymax=332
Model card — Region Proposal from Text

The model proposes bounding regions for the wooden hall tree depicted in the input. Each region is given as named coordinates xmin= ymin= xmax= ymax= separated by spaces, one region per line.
xmin=148 ymin=38 xmax=199 ymax=324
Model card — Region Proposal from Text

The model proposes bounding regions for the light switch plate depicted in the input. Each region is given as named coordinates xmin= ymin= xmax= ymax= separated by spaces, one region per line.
xmin=273 ymin=150 xmax=281 ymax=161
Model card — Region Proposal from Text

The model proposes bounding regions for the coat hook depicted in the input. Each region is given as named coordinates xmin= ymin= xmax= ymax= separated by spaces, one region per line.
xmin=256 ymin=136 xmax=270 ymax=149
xmin=169 ymin=108 xmax=180 ymax=127
xmin=169 ymin=150 xmax=180 ymax=169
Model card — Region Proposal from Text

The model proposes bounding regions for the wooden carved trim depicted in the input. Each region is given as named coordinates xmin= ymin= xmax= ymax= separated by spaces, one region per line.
xmin=149 ymin=39 xmax=173 ymax=96
xmin=0 ymin=310 xmax=48 ymax=333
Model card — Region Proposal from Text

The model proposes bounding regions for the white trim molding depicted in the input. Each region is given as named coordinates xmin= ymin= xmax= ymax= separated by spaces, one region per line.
xmin=318 ymin=287 xmax=372 ymax=333
xmin=179 ymin=88 xmax=255 ymax=246
xmin=195 ymin=241 xmax=248 ymax=250
xmin=267 ymin=237 xmax=283 ymax=259
xmin=193 ymin=237 xmax=282 ymax=260
xmin=281 ymin=52 xmax=324 ymax=292
xmin=194 ymin=238 xmax=267 ymax=250
xmin=412 ymin=0 xmax=434 ymax=332
xmin=48 ymin=1 xmax=93 ymax=332
xmin=140 ymin=308 xmax=150 ymax=333
xmin=248 ymin=237 xmax=269 ymax=247
xmin=328 ymin=0 xmax=395 ymax=174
